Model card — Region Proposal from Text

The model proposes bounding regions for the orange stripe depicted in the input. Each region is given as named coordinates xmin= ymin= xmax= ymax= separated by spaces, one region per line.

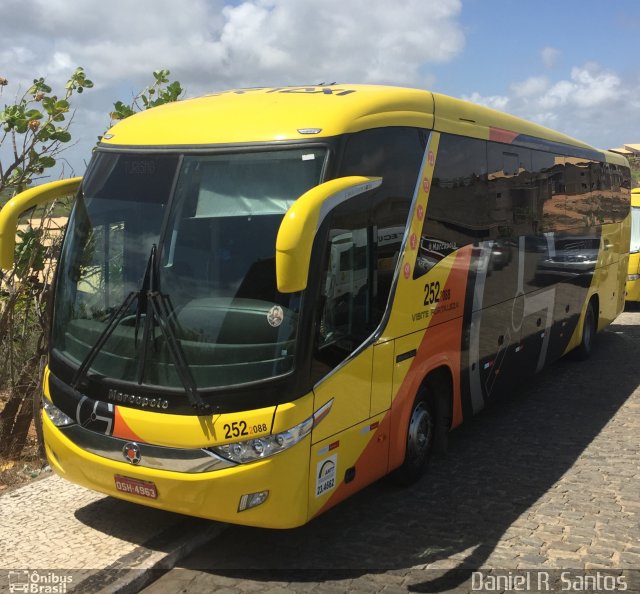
xmin=489 ymin=127 xmax=518 ymax=144
xmin=112 ymin=406 xmax=144 ymax=442
xmin=314 ymin=246 xmax=472 ymax=518
xmin=388 ymin=246 xmax=472 ymax=470
xmin=313 ymin=413 xmax=391 ymax=518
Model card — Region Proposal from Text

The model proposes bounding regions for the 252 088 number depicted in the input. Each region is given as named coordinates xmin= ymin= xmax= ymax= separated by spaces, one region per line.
xmin=223 ymin=421 xmax=269 ymax=439
xmin=423 ymin=281 xmax=441 ymax=305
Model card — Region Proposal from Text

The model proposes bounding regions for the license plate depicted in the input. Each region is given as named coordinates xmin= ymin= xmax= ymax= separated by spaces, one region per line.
xmin=114 ymin=475 xmax=158 ymax=499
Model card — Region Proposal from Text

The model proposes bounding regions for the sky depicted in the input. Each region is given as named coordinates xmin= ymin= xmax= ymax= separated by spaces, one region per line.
xmin=1 ymin=0 xmax=639 ymax=178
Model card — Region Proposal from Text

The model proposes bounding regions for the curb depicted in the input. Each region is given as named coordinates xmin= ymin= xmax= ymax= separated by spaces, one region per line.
xmin=78 ymin=518 xmax=226 ymax=593
xmin=0 ymin=474 xmax=226 ymax=594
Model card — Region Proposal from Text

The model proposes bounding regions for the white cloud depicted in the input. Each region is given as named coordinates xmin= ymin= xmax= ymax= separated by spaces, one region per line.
xmin=569 ymin=64 xmax=621 ymax=108
xmin=532 ymin=64 xmax=623 ymax=113
xmin=5 ymin=0 xmax=636 ymax=174
xmin=541 ymin=47 xmax=559 ymax=69
xmin=466 ymin=62 xmax=639 ymax=149
xmin=463 ymin=91 xmax=510 ymax=112
xmin=510 ymin=76 xmax=549 ymax=98
xmin=48 ymin=52 xmax=74 ymax=75
xmin=205 ymin=0 xmax=465 ymax=88
xmin=1 ymin=0 xmax=464 ymax=91
xmin=1 ymin=0 xmax=466 ymax=174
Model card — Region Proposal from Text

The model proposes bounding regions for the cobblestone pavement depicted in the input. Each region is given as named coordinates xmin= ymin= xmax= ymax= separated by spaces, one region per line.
xmin=141 ymin=309 xmax=640 ymax=594
xmin=0 ymin=471 xmax=223 ymax=592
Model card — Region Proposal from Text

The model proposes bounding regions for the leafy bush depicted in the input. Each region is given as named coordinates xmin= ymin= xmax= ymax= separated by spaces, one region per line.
xmin=0 ymin=69 xmax=182 ymax=462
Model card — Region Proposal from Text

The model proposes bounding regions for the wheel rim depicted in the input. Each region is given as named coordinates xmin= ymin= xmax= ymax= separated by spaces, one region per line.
xmin=407 ymin=401 xmax=432 ymax=465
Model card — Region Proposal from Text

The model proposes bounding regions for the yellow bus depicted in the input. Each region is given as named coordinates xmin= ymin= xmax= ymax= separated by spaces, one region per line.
xmin=626 ymin=188 xmax=640 ymax=302
xmin=0 ymin=85 xmax=631 ymax=528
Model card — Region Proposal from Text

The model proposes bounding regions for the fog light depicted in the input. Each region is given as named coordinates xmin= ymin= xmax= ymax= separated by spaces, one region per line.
xmin=238 ymin=490 xmax=269 ymax=512
xmin=628 ymin=274 xmax=640 ymax=281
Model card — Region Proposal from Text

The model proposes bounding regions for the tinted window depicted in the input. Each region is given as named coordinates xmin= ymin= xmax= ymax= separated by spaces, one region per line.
xmin=416 ymin=135 xmax=487 ymax=276
xmin=487 ymin=144 xmax=534 ymax=237
xmin=543 ymin=157 xmax=630 ymax=231
xmin=313 ymin=128 xmax=426 ymax=370
xmin=338 ymin=127 xmax=426 ymax=206
xmin=418 ymin=134 xmax=630 ymax=260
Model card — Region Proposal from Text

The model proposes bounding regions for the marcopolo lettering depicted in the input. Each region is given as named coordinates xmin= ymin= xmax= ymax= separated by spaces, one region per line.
xmin=107 ymin=389 xmax=169 ymax=410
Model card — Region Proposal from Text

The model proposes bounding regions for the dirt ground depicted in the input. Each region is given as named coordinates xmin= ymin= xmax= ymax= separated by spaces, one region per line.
xmin=0 ymin=390 xmax=50 ymax=493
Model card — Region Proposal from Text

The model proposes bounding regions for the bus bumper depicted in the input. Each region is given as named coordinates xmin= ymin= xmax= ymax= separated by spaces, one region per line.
xmin=42 ymin=413 xmax=311 ymax=529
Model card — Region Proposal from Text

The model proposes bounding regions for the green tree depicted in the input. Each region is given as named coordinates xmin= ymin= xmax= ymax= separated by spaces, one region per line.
xmin=0 ymin=68 xmax=93 ymax=462
xmin=0 ymin=68 xmax=183 ymax=468
xmin=109 ymin=69 xmax=184 ymax=127
xmin=0 ymin=67 xmax=94 ymax=195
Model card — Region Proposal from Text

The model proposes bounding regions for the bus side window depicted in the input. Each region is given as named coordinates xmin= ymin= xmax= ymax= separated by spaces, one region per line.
xmin=316 ymin=222 xmax=373 ymax=368
xmin=312 ymin=126 xmax=422 ymax=370
xmin=416 ymin=134 xmax=488 ymax=278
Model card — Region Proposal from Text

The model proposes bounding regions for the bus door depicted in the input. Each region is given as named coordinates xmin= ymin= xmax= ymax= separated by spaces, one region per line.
xmin=310 ymin=223 xmax=391 ymax=503
xmin=275 ymin=176 xmax=394 ymax=514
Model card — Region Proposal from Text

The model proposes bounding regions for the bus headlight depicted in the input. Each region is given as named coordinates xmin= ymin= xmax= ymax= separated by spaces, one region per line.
xmin=210 ymin=416 xmax=313 ymax=463
xmin=42 ymin=398 xmax=75 ymax=427
xmin=628 ymin=274 xmax=640 ymax=281
xmin=210 ymin=399 xmax=333 ymax=464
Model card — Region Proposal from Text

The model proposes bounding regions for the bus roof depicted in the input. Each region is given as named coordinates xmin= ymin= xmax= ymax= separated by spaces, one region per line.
xmin=102 ymin=85 xmax=435 ymax=146
xmin=101 ymin=84 xmax=624 ymax=165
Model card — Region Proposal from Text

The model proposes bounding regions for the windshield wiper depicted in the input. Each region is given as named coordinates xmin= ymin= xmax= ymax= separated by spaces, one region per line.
xmin=136 ymin=245 xmax=209 ymax=411
xmin=71 ymin=245 xmax=209 ymax=412
xmin=70 ymin=291 xmax=137 ymax=391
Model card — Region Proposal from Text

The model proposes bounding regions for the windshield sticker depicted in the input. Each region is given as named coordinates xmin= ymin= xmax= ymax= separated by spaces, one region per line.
xmin=267 ymin=305 xmax=284 ymax=327
xmin=301 ymin=153 xmax=316 ymax=161
xmin=316 ymin=454 xmax=337 ymax=497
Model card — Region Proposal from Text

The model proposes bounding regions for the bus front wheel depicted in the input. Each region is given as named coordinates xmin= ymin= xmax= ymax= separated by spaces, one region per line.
xmin=392 ymin=388 xmax=434 ymax=485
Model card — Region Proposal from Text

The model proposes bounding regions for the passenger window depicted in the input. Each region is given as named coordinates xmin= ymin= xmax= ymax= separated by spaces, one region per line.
xmin=317 ymin=227 xmax=372 ymax=360
xmin=314 ymin=194 xmax=397 ymax=370
xmin=338 ymin=127 xmax=426 ymax=203
xmin=487 ymin=144 xmax=533 ymax=238
xmin=564 ymin=160 xmax=629 ymax=226
xmin=531 ymin=150 xmax=557 ymax=233
xmin=313 ymin=127 xmax=424 ymax=370
xmin=544 ymin=157 xmax=630 ymax=231
xmin=416 ymin=134 xmax=488 ymax=277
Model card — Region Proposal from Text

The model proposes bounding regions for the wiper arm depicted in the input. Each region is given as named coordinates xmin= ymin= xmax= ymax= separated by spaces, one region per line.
xmin=148 ymin=290 xmax=209 ymax=411
xmin=71 ymin=244 xmax=209 ymax=412
xmin=71 ymin=291 xmax=138 ymax=390
xmin=137 ymin=245 xmax=209 ymax=412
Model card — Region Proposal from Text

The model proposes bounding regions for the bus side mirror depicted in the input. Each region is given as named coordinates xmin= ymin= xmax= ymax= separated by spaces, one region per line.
xmin=275 ymin=176 xmax=382 ymax=293
xmin=0 ymin=177 xmax=82 ymax=270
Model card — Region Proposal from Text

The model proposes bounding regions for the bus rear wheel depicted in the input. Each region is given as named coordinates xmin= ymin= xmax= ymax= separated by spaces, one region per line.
xmin=573 ymin=300 xmax=597 ymax=360
xmin=392 ymin=389 xmax=434 ymax=485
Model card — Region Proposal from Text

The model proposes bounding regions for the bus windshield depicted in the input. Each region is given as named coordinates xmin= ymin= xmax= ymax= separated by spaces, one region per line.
xmin=52 ymin=148 xmax=327 ymax=390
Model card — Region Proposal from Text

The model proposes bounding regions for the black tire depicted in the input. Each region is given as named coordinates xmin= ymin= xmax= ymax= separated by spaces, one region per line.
xmin=573 ymin=300 xmax=597 ymax=360
xmin=391 ymin=388 xmax=434 ymax=485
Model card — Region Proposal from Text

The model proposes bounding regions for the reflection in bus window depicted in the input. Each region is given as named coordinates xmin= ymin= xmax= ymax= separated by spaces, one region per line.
xmin=422 ymin=134 xmax=488 ymax=249
xmin=487 ymin=144 xmax=533 ymax=238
